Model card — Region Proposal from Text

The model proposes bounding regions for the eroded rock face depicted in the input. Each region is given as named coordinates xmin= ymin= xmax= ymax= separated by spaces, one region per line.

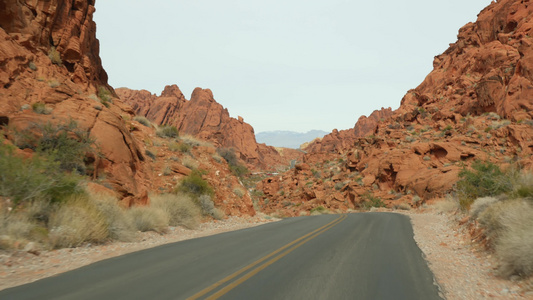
xmin=118 ymin=86 xmax=303 ymax=170
xmin=303 ymin=108 xmax=394 ymax=154
xmin=259 ymin=0 xmax=533 ymax=214
xmin=0 ymin=0 xmax=150 ymax=205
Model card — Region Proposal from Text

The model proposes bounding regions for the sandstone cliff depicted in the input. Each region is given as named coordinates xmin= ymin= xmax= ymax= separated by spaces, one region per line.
xmin=259 ymin=0 xmax=533 ymax=215
xmin=0 ymin=0 xmax=258 ymax=215
xmin=117 ymin=86 xmax=303 ymax=171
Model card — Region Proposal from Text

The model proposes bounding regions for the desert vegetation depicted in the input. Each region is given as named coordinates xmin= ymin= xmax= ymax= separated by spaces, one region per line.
xmin=0 ymin=122 xmax=225 ymax=251
xmin=453 ymin=160 xmax=533 ymax=278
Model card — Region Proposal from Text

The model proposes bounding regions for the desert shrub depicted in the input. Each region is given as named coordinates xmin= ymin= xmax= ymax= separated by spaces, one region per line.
xmin=133 ymin=116 xmax=151 ymax=127
xmin=156 ymin=125 xmax=179 ymax=138
xmin=396 ymin=203 xmax=411 ymax=210
xmin=28 ymin=61 xmax=37 ymax=71
xmin=0 ymin=141 xmax=84 ymax=206
xmin=161 ymin=165 xmax=172 ymax=176
xmin=48 ymin=46 xmax=62 ymax=65
xmin=145 ymin=149 xmax=156 ymax=160
xmin=150 ymin=193 xmax=201 ymax=229
xmin=178 ymin=142 xmax=191 ymax=153
xmin=126 ymin=205 xmax=169 ymax=233
xmin=90 ymin=194 xmax=136 ymax=242
xmin=477 ymin=199 xmax=533 ymax=277
xmin=494 ymin=200 xmax=533 ymax=277
xmin=182 ymin=156 xmax=199 ymax=170
xmin=217 ymin=147 xmax=239 ymax=166
xmin=0 ymin=202 xmax=45 ymax=250
xmin=32 ymin=102 xmax=51 ymax=115
xmin=217 ymin=147 xmax=249 ymax=177
xmin=97 ymin=86 xmax=113 ymax=108
xmin=456 ymin=160 xmax=513 ymax=210
xmin=180 ymin=135 xmax=213 ymax=148
xmin=509 ymin=172 xmax=533 ymax=199
xmin=35 ymin=121 xmax=95 ymax=173
xmin=48 ymin=196 xmax=109 ymax=248
xmin=11 ymin=120 xmax=96 ymax=173
xmin=310 ymin=206 xmax=327 ymax=215
xmin=360 ymin=193 xmax=386 ymax=210
xmin=233 ymin=187 xmax=245 ymax=198
xmin=212 ymin=154 xmax=223 ymax=163
xmin=168 ymin=141 xmax=190 ymax=153
xmin=470 ymin=196 xmax=499 ymax=219
xmin=230 ymin=164 xmax=249 ymax=178
xmin=478 ymin=200 xmax=508 ymax=240
xmin=334 ymin=182 xmax=345 ymax=191
xmin=198 ymin=194 xmax=223 ymax=219
xmin=176 ymin=170 xmax=214 ymax=198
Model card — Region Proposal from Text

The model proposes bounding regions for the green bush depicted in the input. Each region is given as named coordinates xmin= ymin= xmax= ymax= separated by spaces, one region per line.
xmin=32 ymin=102 xmax=50 ymax=114
xmin=310 ymin=206 xmax=327 ymax=215
xmin=0 ymin=141 xmax=84 ymax=206
xmin=198 ymin=194 xmax=223 ymax=219
xmin=217 ymin=148 xmax=249 ymax=177
xmin=176 ymin=170 xmax=214 ymax=198
xmin=360 ymin=193 xmax=386 ymax=210
xmin=11 ymin=120 xmax=95 ymax=174
xmin=97 ymin=87 xmax=113 ymax=108
xmin=36 ymin=121 xmax=95 ymax=173
xmin=456 ymin=160 xmax=513 ymax=210
xmin=156 ymin=125 xmax=179 ymax=138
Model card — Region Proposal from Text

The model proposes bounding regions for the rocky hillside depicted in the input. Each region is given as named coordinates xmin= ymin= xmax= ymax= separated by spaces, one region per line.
xmin=258 ymin=0 xmax=533 ymax=216
xmin=0 ymin=0 xmax=269 ymax=216
xmin=117 ymin=86 xmax=303 ymax=171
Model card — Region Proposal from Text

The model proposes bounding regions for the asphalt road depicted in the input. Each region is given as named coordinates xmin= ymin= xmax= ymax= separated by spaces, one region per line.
xmin=0 ymin=213 xmax=443 ymax=300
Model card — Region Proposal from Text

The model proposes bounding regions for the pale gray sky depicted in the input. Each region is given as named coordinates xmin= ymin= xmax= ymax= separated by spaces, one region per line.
xmin=94 ymin=1 xmax=491 ymax=133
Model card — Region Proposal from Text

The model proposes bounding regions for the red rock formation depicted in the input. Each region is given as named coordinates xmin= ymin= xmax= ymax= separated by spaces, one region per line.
xmin=0 ymin=0 xmax=152 ymax=205
xmin=259 ymin=0 xmax=533 ymax=214
xmin=118 ymin=86 xmax=303 ymax=170
xmin=303 ymin=108 xmax=393 ymax=153
xmin=0 ymin=0 xmax=263 ymax=216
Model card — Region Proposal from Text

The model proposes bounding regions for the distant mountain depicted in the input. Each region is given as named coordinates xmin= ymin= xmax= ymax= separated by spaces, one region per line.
xmin=256 ymin=130 xmax=328 ymax=149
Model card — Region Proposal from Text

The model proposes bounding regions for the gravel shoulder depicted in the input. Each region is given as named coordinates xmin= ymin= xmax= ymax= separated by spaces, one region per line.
xmin=1 ymin=209 xmax=532 ymax=299
xmin=403 ymin=208 xmax=533 ymax=300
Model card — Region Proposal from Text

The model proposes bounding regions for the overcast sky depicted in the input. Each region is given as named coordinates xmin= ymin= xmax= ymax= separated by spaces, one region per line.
xmin=94 ymin=1 xmax=491 ymax=133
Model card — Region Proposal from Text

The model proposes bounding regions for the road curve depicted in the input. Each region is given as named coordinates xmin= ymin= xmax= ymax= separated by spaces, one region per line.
xmin=0 ymin=213 xmax=443 ymax=300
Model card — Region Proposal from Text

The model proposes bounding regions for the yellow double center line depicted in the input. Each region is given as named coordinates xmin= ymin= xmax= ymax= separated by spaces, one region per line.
xmin=187 ymin=214 xmax=347 ymax=300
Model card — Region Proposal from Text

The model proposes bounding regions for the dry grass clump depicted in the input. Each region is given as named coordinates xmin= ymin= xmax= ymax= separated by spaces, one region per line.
xmin=180 ymin=134 xmax=213 ymax=148
xmin=182 ymin=156 xmax=199 ymax=170
xmin=126 ymin=205 xmax=169 ymax=234
xmin=156 ymin=125 xmax=179 ymax=139
xmin=233 ymin=187 xmax=245 ymax=198
xmin=133 ymin=116 xmax=152 ymax=127
xmin=90 ymin=193 xmax=136 ymax=242
xmin=48 ymin=196 xmax=109 ymax=248
xmin=469 ymin=196 xmax=499 ymax=219
xmin=494 ymin=201 xmax=533 ymax=277
xmin=0 ymin=202 xmax=45 ymax=250
xmin=198 ymin=194 xmax=224 ymax=220
xmin=150 ymin=194 xmax=201 ymax=229
xmin=476 ymin=199 xmax=533 ymax=278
